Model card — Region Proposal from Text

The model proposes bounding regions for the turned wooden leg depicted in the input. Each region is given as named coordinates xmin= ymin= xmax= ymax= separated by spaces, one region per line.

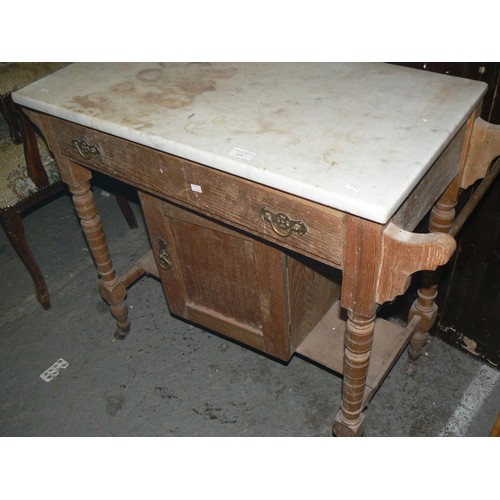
xmin=408 ymin=274 xmax=438 ymax=360
xmin=0 ymin=209 xmax=50 ymax=309
xmin=408 ymin=186 xmax=457 ymax=360
xmin=336 ymin=213 xmax=456 ymax=436
xmin=333 ymin=311 xmax=376 ymax=437
xmin=68 ymin=178 xmax=130 ymax=338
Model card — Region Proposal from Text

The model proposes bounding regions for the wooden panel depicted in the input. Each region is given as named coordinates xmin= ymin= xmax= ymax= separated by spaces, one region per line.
xmin=341 ymin=215 xmax=384 ymax=317
xmin=167 ymin=215 xmax=264 ymax=332
xmin=185 ymin=303 xmax=265 ymax=353
xmin=252 ymin=239 xmax=290 ymax=359
xmin=287 ymin=253 xmax=341 ymax=352
xmin=51 ymin=116 xmax=345 ymax=267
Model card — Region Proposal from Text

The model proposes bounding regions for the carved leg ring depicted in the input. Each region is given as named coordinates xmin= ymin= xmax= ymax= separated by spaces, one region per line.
xmin=333 ymin=312 xmax=375 ymax=437
xmin=69 ymin=180 xmax=130 ymax=338
xmin=408 ymin=189 xmax=456 ymax=361
xmin=408 ymin=278 xmax=438 ymax=360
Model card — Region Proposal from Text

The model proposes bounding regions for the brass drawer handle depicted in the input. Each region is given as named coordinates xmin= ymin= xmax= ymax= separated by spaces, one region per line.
xmin=157 ymin=237 xmax=173 ymax=270
xmin=72 ymin=139 xmax=100 ymax=159
xmin=261 ymin=207 xmax=308 ymax=238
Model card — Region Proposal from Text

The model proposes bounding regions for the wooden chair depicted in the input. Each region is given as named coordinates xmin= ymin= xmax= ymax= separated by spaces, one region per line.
xmin=0 ymin=62 xmax=138 ymax=309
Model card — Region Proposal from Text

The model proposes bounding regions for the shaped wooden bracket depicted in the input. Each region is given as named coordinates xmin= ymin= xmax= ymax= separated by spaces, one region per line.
xmin=461 ymin=118 xmax=500 ymax=189
xmin=376 ymin=223 xmax=457 ymax=305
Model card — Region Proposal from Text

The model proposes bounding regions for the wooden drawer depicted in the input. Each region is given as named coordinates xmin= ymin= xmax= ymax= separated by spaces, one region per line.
xmin=52 ymin=117 xmax=345 ymax=267
xmin=139 ymin=192 xmax=341 ymax=361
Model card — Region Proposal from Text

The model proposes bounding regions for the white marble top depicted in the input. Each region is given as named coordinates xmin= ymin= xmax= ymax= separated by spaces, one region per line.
xmin=13 ymin=62 xmax=487 ymax=223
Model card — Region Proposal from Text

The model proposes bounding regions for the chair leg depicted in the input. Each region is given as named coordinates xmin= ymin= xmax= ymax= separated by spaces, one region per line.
xmin=0 ymin=208 xmax=51 ymax=309
xmin=0 ymin=95 xmax=22 ymax=144
xmin=20 ymin=110 xmax=48 ymax=187
xmin=115 ymin=189 xmax=138 ymax=229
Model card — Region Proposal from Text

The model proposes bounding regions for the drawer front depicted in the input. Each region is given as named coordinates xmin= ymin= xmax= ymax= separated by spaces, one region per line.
xmin=53 ymin=117 xmax=345 ymax=267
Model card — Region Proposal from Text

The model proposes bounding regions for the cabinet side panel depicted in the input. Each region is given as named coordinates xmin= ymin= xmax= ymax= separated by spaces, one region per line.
xmin=287 ymin=254 xmax=341 ymax=352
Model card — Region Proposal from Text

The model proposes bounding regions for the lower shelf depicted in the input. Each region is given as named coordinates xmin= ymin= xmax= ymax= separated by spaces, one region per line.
xmin=122 ymin=250 xmax=420 ymax=406
xmin=120 ymin=249 xmax=159 ymax=288
xmin=295 ymin=300 xmax=420 ymax=405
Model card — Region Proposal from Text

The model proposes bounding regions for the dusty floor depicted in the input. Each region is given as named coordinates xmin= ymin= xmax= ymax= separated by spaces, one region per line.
xmin=1 ymin=177 xmax=498 ymax=438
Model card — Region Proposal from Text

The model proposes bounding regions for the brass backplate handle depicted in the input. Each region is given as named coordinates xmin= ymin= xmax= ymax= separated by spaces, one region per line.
xmin=261 ymin=207 xmax=308 ymax=237
xmin=156 ymin=237 xmax=173 ymax=270
xmin=72 ymin=139 xmax=100 ymax=159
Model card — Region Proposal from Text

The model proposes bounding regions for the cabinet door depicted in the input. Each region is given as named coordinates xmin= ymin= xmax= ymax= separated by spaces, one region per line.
xmin=139 ymin=191 xmax=293 ymax=360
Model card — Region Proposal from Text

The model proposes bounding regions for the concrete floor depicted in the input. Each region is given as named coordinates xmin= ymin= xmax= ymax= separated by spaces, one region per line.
xmin=1 ymin=165 xmax=499 ymax=437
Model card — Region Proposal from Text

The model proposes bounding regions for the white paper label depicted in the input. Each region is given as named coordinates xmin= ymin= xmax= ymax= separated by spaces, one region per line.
xmin=190 ymin=184 xmax=203 ymax=193
xmin=228 ymin=147 xmax=256 ymax=161
xmin=343 ymin=183 xmax=362 ymax=193
xmin=40 ymin=358 xmax=69 ymax=382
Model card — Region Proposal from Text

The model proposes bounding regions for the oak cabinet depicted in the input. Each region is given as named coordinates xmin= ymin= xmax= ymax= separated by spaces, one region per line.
xmin=139 ymin=191 xmax=340 ymax=361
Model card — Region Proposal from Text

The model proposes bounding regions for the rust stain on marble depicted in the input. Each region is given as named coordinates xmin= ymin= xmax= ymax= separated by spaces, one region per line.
xmin=257 ymin=113 xmax=305 ymax=136
xmin=184 ymin=120 xmax=206 ymax=134
xmin=67 ymin=63 xmax=239 ymax=124
xmin=213 ymin=115 xmax=227 ymax=124
xmin=72 ymin=94 xmax=112 ymax=114
xmin=257 ymin=119 xmax=291 ymax=135
xmin=323 ymin=147 xmax=338 ymax=168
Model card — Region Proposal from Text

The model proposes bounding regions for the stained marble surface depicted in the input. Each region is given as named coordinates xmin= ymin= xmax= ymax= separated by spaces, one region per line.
xmin=13 ymin=62 xmax=487 ymax=223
